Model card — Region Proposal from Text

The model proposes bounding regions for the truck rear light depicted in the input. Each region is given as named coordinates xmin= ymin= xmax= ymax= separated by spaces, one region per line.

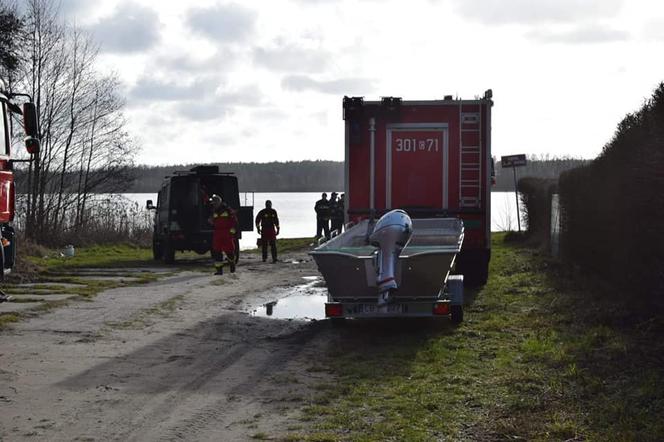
xmin=433 ymin=301 xmax=450 ymax=315
xmin=325 ymin=303 xmax=343 ymax=317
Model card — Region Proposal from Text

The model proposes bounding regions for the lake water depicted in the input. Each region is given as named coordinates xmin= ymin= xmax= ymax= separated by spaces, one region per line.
xmin=128 ymin=191 xmax=524 ymax=250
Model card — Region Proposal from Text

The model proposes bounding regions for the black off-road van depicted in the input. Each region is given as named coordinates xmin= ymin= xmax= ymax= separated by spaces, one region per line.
xmin=147 ymin=165 xmax=254 ymax=263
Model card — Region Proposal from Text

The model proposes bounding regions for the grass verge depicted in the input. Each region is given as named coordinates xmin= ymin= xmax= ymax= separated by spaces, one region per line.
xmin=289 ymin=233 xmax=664 ymax=441
xmin=29 ymin=243 xmax=154 ymax=270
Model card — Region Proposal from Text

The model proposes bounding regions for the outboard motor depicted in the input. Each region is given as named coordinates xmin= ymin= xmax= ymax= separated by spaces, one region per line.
xmin=368 ymin=209 xmax=413 ymax=306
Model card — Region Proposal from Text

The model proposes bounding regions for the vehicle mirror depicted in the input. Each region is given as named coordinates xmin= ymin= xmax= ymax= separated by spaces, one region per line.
xmin=23 ymin=102 xmax=40 ymax=154
xmin=23 ymin=102 xmax=39 ymax=137
xmin=146 ymin=200 xmax=156 ymax=210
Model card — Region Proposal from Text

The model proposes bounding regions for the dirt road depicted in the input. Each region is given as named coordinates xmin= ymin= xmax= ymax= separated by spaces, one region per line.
xmin=0 ymin=251 xmax=331 ymax=441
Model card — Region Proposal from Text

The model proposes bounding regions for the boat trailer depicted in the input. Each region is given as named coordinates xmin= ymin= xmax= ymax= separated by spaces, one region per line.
xmin=310 ymin=210 xmax=465 ymax=322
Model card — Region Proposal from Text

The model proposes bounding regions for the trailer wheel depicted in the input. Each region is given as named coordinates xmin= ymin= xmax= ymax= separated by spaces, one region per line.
xmin=163 ymin=240 xmax=175 ymax=264
xmin=451 ymin=305 xmax=463 ymax=324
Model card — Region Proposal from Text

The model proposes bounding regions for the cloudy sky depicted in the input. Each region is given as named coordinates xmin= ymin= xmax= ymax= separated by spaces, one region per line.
xmin=61 ymin=0 xmax=664 ymax=165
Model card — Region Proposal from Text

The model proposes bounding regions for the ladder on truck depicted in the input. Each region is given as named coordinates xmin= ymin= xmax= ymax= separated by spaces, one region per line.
xmin=459 ymin=105 xmax=482 ymax=208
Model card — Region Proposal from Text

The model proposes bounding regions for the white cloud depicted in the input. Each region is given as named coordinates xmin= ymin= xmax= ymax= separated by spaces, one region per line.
xmin=527 ymin=25 xmax=629 ymax=44
xmin=130 ymin=76 xmax=220 ymax=101
xmin=91 ymin=3 xmax=161 ymax=53
xmin=148 ymin=84 xmax=265 ymax=122
xmin=186 ymin=4 xmax=257 ymax=43
xmin=282 ymin=75 xmax=376 ymax=94
xmin=644 ymin=18 xmax=664 ymax=41
xmin=253 ymin=43 xmax=329 ymax=72
xmin=452 ymin=0 xmax=623 ymax=25
xmin=154 ymin=50 xmax=239 ymax=74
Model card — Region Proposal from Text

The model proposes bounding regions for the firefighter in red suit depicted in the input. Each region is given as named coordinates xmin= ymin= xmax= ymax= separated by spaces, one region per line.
xmin=255 ymin=200 xmax=280 ymax=263
xmin=208 ymin=194 xmax=238 ymax=275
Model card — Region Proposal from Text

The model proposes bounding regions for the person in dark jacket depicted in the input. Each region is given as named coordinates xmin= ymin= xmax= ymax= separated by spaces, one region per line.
xmin=330 ymin=192 xmax=344 ymax=234
xmin=255 ymin=200 xmax=280 ymax=263
xmin=314 ymin=192 xmax=330 ymax=240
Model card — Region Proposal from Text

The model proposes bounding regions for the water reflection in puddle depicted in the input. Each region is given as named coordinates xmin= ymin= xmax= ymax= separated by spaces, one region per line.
xmin=249 ymin=277 xmax=328 ymax=321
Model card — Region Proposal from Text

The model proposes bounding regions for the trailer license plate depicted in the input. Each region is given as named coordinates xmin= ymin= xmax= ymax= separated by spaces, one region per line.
xmin=354 ymin=304 xmax=404 ymax=315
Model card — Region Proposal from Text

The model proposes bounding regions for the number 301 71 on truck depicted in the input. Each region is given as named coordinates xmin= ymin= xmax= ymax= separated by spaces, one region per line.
xmin=343 ymin=91 xmax=494 ymax=285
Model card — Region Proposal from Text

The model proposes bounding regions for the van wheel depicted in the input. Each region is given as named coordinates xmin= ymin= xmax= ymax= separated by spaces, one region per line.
xmin=451 ymin=305 xmax=463 ymax=324
xmin=163 ymin=241 xmax=175 ymax=264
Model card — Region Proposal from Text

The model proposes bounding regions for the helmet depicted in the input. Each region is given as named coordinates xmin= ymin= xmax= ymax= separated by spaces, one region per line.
xmin=210 ymin=194 xmax=222 ymax=204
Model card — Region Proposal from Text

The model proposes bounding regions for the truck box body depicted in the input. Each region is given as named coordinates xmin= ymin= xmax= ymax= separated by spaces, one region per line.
xmin=343 ymin=93 xmax=493 ymax=283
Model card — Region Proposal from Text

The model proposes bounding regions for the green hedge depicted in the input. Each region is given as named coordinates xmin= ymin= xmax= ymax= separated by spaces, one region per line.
xmin=559 ymin=83 xmax=664 ymax=303
xmin=517 ymin=177 xmax=558 ymax=248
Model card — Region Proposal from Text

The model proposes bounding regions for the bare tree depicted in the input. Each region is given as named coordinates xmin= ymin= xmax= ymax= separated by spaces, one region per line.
xmin=14 ymin=0 xmax=136 ymax=244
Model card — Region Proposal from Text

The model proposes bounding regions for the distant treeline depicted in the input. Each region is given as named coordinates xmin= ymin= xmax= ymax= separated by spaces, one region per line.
xmin=126 ymin=161 xmax=344 ymax=193
xmin=494 ymin=156 xmax=588 ymax=191
xmin=124 ymin=158 xmax=586 ymax=193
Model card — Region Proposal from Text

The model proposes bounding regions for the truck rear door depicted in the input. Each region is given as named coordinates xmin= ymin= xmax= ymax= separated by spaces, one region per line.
xmin=387 ymin=124 xmax=448 ymax=210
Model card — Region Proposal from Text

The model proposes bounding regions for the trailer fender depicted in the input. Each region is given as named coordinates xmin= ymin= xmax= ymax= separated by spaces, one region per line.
xmin=447 ymin=274 xmax=464 ymax=306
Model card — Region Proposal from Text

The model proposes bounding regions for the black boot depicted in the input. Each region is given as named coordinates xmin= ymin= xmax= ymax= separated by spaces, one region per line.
xmin=214 ymin=266 xmax=223 ymax=275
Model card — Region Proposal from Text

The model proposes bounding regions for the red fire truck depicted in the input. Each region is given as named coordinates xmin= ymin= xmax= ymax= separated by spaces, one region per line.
xmin=343 ymin=91 xmax=494 ymax=285
xmin=0 ymin=83 xmax=41 ymax=280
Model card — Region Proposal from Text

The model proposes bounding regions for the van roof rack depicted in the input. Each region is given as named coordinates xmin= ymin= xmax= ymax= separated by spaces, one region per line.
xmin=190 ymin=165 xmax=219 ymax=174
xmin=170 ymin=165 xmax=236 ymax=176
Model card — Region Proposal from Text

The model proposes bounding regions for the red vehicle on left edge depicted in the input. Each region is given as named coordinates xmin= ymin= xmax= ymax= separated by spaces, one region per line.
xmin=0 ymin=80 xmax=41 ymax=280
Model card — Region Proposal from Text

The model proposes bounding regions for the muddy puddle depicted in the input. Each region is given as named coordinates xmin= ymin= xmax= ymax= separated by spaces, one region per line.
xmin=249 ymin=277 xmax=328 ymax=321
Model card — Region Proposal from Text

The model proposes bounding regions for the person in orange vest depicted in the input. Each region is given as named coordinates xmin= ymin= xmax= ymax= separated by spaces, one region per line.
xmin=255 ymin=200 xmax=280 ymax=263
xmin=208 ymin=194 xmax=238 ymax=275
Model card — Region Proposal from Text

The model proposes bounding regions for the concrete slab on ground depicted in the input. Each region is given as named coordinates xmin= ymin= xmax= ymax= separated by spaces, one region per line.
xmin=73 ymin=276 xmax=143 ymax=282
xmin=8 ymin=294 xmax=78 ymax=302
xmin=0 ymin=301 xmax=42 ymax=313
xmin=17 ymin=283 xmax=87 ymax=289
xmin=67 ymin=267 xmax=172 ymax=274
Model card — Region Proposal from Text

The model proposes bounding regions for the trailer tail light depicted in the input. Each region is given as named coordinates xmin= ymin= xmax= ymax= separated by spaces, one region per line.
xmin=433 ymin=301 xmax=450 ymax=315
xmin=325 ymin=303 xmax=343 ymax=317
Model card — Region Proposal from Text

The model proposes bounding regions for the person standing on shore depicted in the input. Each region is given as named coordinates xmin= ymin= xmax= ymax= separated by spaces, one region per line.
xmin=314 ymin=192 xmax=330 ymax=240
xmin=330 ymin=192 xmax=344 ymax=234
xmin=208 ymin=194 xmax=238 ymax=275
xmin=255 ymin=200 xmax=280 ymax=263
